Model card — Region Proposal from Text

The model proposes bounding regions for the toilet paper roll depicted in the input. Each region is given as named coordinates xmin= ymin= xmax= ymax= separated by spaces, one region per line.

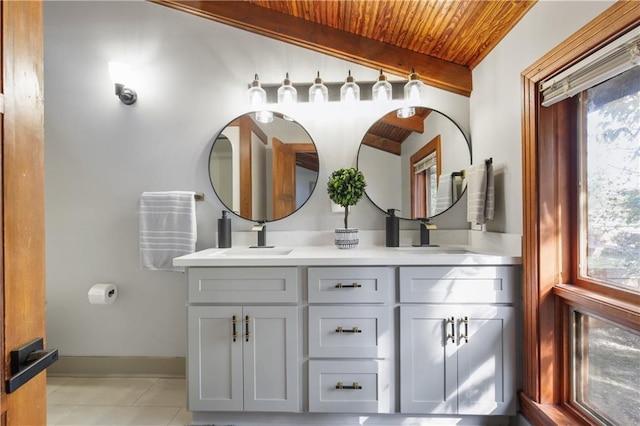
xmin=88 ymin=283 xmax=117 ymax=305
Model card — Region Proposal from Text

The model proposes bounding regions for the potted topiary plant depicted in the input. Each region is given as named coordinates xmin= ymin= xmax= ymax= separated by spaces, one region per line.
xmin=327 ymin=167 xmax=367 ymax=248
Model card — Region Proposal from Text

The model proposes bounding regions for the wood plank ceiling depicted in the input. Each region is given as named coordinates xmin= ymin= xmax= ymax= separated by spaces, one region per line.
xmin=151 ymin=0 xmax=537 ymax=97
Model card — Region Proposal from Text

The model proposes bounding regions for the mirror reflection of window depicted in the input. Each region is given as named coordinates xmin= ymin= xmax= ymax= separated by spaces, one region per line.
xmin=413 ymin=151 xmax=438 ymax=217
xmin=357 ymin=107 xmax=471 ymax=220
xmin=410 ymin=135 xmax=441 ymax=218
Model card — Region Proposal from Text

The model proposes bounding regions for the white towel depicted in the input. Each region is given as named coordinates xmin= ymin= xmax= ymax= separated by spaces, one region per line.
xmin=139 ymin=191 xmax=197 ymax=272
xmin=434 ymin=174 xmax=452 ymax=214
xmin=466 ymin=162 xmax=495 ymax=224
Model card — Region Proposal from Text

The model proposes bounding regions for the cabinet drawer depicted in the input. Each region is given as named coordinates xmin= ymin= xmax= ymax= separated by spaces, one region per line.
xmin=188 ymin=267 xmax=298 ymax=303
xmin=399 ymin=266 xmax=515 ymax=304
xmin=308 ymin=267 xmax=391 ymax=304
xmin=309 ymin=306 xmax=390 ymax=358
xmin=309 ymin=360 xmax=390 ymax=413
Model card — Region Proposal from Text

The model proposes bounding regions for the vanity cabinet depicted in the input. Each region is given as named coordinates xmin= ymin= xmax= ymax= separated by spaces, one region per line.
xmin=307 ymin=267 xmax=393 ymax=413
xmin=187 ymin=268 xmax=299 ymax=412
xmin=399 ymin=266 xmax=516 ymax=415
xmin=177 ymin=248 xmax=522 ymax=424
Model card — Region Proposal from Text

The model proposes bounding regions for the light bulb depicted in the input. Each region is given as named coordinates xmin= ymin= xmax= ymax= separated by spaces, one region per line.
xmin=372 ymin=69 xmax=392 ymax=102
xmin=247 ymin=74 xmax=267 ymax=108
xmin=308 ymin=71 xmax=328 ymax=103
xmin=277 ymin=72 xmax=297 ymax=105
xmin=340 ymin=70 xmax=360 ymax=103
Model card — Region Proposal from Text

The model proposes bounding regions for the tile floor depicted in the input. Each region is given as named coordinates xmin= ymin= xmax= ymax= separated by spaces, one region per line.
xmin=47 ymin=377 xmax=192 ymax=425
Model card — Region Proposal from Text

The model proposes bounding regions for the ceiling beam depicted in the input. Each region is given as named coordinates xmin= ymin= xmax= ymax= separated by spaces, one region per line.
xmin=362 ymin=134 xmax=401 ymax=156
xmin=150 ymin=0 xmax=472 ymax=96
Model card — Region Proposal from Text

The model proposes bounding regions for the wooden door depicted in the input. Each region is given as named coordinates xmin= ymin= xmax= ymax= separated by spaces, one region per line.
xmin=1 ymin=1 xmax=47 ymax=425
xmin=243 ymin=306 xmax=298 ymax=412
xmin=272 ymin=138 xmax=296 ymax=218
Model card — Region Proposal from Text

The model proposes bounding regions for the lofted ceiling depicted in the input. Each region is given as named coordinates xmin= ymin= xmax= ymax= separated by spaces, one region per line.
xmin=151 ymin=0 xmax=537 ymax=97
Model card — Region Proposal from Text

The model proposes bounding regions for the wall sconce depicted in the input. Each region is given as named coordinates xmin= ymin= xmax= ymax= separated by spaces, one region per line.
xmin=372 ymin=69 xmax=392 ymax=102
xmin=340 ymin=70 xmax=360 ymax=103
xmin=309 ymin=71 xmax=328 ymax=103
xmin=108 ymin=61 xmax=137 ymax=105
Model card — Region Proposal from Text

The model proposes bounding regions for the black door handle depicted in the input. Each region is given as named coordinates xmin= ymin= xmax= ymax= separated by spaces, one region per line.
xmin=6 ymin=337 xmax=58 ymax=393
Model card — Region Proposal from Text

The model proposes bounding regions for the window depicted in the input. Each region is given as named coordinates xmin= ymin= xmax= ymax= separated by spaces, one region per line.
xmin=521 ymin=5 xmax=640 ymax=425
xmin=579 ymin=66 xmax=640 ymax=292
xmin=573 ymin=311 xmax=640 ymax=425
xmin=410 ymin=135 xmax=441 ymax=218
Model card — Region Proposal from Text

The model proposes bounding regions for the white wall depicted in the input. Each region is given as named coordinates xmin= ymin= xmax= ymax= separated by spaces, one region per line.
xmin=43 ymin=1 xmax=468 ymax=357
xmin=44 ymin=0 xmax=614 ymax=357
xmin=470 ymin=0 xmax=614 ymax=234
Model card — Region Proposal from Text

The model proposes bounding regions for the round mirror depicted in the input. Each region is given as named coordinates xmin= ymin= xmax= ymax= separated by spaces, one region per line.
xmin=357 ymin=107 xmax=471 ymax=220
xmin=209 ymin=111 xmax=319 ymax=221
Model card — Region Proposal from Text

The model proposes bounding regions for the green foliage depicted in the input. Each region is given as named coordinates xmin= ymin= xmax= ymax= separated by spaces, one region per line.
xmin=327 ymin=168 xmax=366 ymax=229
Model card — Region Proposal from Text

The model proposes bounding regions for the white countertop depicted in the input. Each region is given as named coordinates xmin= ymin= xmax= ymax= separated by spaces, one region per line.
xmin=174 ymin=245 xmax=521 ymax=267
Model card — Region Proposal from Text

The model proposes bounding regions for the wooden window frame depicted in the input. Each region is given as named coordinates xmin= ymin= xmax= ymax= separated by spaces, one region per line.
xmin=520 ymin=3 xmax=640 ymax=424
xmin=410 ymin=135 xmax=441 ymax=219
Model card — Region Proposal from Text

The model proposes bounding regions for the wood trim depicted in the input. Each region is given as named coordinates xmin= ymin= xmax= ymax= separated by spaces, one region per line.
xmin=520 ymin=2 xmax=640 ymax=423
xmin=238 ymin=115 xmax=253 ymax=218
xmin=409 ymin=135 xmax=441 ymax=219
xmin=522 ymin=2 xmax=640 ymax=82
xmin=150 ymin=0 xmax=473 ymax=96
xmin=520 ymin=392 xmax=597 ymax=426
xmin=554 ymin=284 xmax=640 ymax=331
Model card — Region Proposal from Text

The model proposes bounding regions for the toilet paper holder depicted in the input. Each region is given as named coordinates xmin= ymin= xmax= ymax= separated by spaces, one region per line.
xmin=88 ymin=283 xmax=118 ymax=304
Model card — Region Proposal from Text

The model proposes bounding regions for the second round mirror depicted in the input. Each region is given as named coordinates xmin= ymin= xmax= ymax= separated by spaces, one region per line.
xmin=357 ymin=107 xmax=471 ymax=220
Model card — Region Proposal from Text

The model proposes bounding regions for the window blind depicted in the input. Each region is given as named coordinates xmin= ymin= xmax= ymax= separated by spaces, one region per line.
xmin=414 ymin=152 xmax=436 ymax=174
xmin=540 ymin=26 xmax=639 ymax=107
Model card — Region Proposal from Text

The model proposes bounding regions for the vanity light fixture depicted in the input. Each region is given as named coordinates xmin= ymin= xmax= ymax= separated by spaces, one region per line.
xmin=277 ymin=72 xmax=297 ymax=105
xmin=309 ymin=71 xmax=329 ymax=103
xmin=398 ymin=68 xmax=425 ymax=118
xmin=248 ymin=74 xmax=267 ymax=108
xmin=108 ymin=61 xmax=137 ymax=105
xmin=340 ymin=70 xmax=360 ymax=103
xmin=248 ymin=74 xmax=273 ymax=123
xmin=371 ymin=69 xmax=392 ymax=102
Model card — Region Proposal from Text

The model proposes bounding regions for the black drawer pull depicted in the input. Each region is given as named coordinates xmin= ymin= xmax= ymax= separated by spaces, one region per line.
xmin=335 ymin=282 xmax=361 ymax=289
xmin=336 ymin=381 xmax=362 ymax=390
xmin=335 ymin=326 xmax=362 ymax=333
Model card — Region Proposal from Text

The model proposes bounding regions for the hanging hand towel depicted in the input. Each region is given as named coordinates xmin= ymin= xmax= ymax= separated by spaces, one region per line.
xmin=434 ymin=174 xmax=453 ymax=214
xmin=466 ymin=162 xmax=495 ymax=224
xmin=139 ymin=191 xmax=197 ymax=272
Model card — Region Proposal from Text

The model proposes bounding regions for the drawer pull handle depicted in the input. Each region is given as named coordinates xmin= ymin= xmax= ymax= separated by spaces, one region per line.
xmin=232 ymin=315 xmax=238 ymax=342
xmin=446 ymin=317 xmax=455 ymax=344
xmin=335 ymin=282 xmax=361 ymax=289
xmin=460 ymin=316 xmax=469 ymax=343
xmin=335 ymin=326 xmax=362 ymax=333
xmin=336 ymin=381 xmax=362 ymax=390
xmin=245 ymin=315 xmax=251 ymax=342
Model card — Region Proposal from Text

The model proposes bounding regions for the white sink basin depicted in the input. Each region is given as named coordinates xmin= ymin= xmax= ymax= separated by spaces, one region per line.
xmin=218 ymin=247 xmax=293 ymax=256
xmin=395 ymin=246 xmax=471 ymax=254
